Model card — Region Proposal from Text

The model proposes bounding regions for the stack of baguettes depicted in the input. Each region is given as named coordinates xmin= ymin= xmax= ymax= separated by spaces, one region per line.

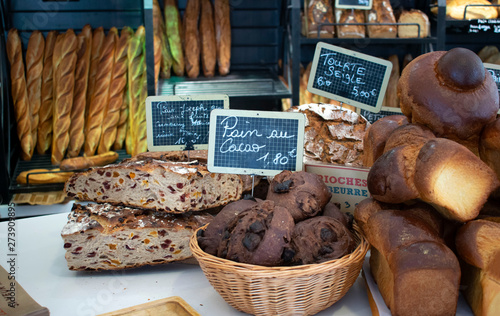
xmin=6 ymin=25 xmax=150 ymax=164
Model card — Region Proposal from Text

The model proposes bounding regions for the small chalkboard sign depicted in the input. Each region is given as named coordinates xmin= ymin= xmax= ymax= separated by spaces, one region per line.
xmin=335 ymin=0 xmax=372 ymax=10
xmin=359 ymin=106 xmax=403 ymax=124
xmin=307 ymin=42 xmax=393 ymax=113
xmin=208 ymin=109 xmax=305 ymax=176
xmin=145 ymin=94 xmax=229 ymax=151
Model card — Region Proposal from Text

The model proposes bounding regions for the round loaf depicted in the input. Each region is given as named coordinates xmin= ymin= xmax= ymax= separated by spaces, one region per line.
xmin=383 ymin=123 xmax=435 ymax=153
xmin=398 ymin=48 xmax=499 ymax=154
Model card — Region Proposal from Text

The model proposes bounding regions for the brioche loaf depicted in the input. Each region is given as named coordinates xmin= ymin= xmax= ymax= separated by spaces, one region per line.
xmin=67 ymin=25 xmax=92 ymax=158
xmin=7 ymin=29 xmax=33 ymax=161
xmin=397 ymin=9 xmax=430 ymax=38
xmin=398 ymin=48 xmax=499 ymax=155
xmin=289 ymin=103 xmax=369 ymax=166
xmin=25 ymin=30 xmax=45 ymax=157
xmin=455 ymin=218 xmax=500 ymax=316
xmin=97 ymin=26 xmax=130 ymax=155
xmin=84 ymin=27 xmax=117 ymax=157
xmin=200 ymin=0 xmax=216 ymax=77
xmin=51 ymin=29 xmax=78 ymax=165
xmin=86 ymin=27 xmax=105 ymax=117
xmin=184 ymin=0 xmax=200 ymax=78
xmin=364 ymin=209 xmax=460 ymax=316
xmin=307 ymin=0 xmax=335 ymax=38
xmin=335 ymin=9 xmax=365 ymax=38
xmin=37 ymin=30 xmax=58 ymax=154
xmin=164 ymin=0 xmax=185 ymax=77
xmin=366 ymin=0 xmax=397 ymax=38
xmin=61 ymin=203 xmax=213 ymax=271
xmin=64 ymin=158 xmax=244 ymax=213
xmin=214 ymin=0 xmax=231 ymax=75
xmin=113 ymin=27 xmax=134 ymax=151
xmin=383 ymin=123 xmax=435 ymax=153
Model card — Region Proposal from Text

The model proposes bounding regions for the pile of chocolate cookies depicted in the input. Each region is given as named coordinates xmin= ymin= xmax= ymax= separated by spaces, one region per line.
xmin=197 ymin=170 xmax=357 ymax=266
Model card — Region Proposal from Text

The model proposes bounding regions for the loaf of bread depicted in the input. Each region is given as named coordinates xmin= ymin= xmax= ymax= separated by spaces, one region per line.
xmin=25 ymin=30 xmax=45 ymax=157
xmin=200 ymin=0 xmax=216 ymax=77
xmin=288 ymin=103 xmax=370 ymax=166
xmin=415 ymin=138 xmax=499 ymax=222
xmin=214 ymin=0 xmax=231 ymax=75
xmin=113 ymin=27 xmax=134 ymax=151
xmin=17 ymin=168 xmax=74 ymax=185
xmin=398 ymin=48 xmax=499 ymax=155
xmin=86 ymin=27 xmax=105 ymax=117
xmin=37 ymin=30 xmax=58 ymax=155
xmin=478 ymin=45 xmax=499 ymax=62
xmin=61 ymin=202 xmax=213 ymax=270
xmin=397 ymin=9 xmax=430 ymax=38
xmin=7 ymin=29 xmax=33 ymax=161
xmin=362 ymin=114 xmax=408 ymax=167
xmin=64 ymin=158 xmax=244 ymax=213
xmin=84 ymin=27 xmax=117 ymax=157
xmin=383 ymin=123 xmax=435 ymax=152
xmin=67 ymin=25 xmax=92 ymax=158
xmin=153 ymin=0 xmax=172 ymax=79
xmin=455 ymin=218 xmax=500 ymax=316
xmin=307 ymin=0 xmax=335 ymax=38
xmin=52 ymin=29 xmax=78 ymax=165
xmin=335 ymin=9 xmax=365 ymax=38
xmin=366 ymin=0 xmax=397 ymax=38
xmin=153 ymin=34 xmax=161 ymax=89
xmin=126 ymin=26 xmax=146 ymax=155
xmin=479 ymin=117 xmax=500 ymax=181
xmin=60 ymin=151 xmax=119 ymax=171
xmin=364 ymin=209 xmax=460 ymax=316
xmin=446 ymin=0 xmax=498 ymax=19
xmin=164 ymin=0 xmax=185 ymax=77
xmin=134 ymin=64 xmax=148 ymax=157
xmin=184 ymin=0 xmax=200 ymax=78
xmin=97 ymin=26 xmax=130 ymax=155
xmin=382 ymin=54 xmax=399 ymax=108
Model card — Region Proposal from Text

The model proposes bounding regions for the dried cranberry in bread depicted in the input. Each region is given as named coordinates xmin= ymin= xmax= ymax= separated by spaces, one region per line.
xmin=362 ymin=115 xmax=408 ymax=167
xmin=267 ymin=170 xmax=331 ymax=222
xmin=64 ymin=159 xmax=244 ymax=213
xmin=455 ymin=218 xmax=500 ymax=316
xmin=415 ymin=138 xmax=499 ymax=222
xmin=61 ymin=203 xmax=213 ymax=271
xmin=398 ymin=48 xmax=499 ymax=155
xmin=289 ymin=103 xmax=369 ymax=166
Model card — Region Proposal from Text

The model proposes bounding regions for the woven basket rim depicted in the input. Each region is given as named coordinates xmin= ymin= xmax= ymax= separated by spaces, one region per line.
xmin=189 ymin=221 xmax=370 ymax=275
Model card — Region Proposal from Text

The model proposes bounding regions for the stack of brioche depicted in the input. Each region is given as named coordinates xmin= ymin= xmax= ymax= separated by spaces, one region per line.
xmin=358 ymin=47 xmax=500 ymax=315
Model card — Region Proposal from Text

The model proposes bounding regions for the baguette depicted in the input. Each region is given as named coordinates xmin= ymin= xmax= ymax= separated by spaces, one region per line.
xmin=164 ymin=0 xmax=185 ymax=76
xmin=86 ymin=27 xmax=105 ymax=117
xmin=153 ymin=34 xmax=162 ymax=90
xmin=25 ymin=30 xmax=45 ymax=157
xmin=200 ymin=0 xmax=216 ymax=77
xmin=60 ymin=151 xmax=119 ymax=171
xmin=51 ymin=29 xmax=78 ymax=165
xmin=67 ymin=24 xmax=92 ymax=158
xmin=214 ymin=0 xmax=231 ymax=75
xmin=134 ymin=69 xmax=148 ymax=156
xmin=97 ymin=26 xmax=130 ymax=154
xmin=126 ymin=26 xmax=146 ymax=156
xmin=184 ymin=0 xmax=200 ymax=78
xmin=113 ymin=27 xmax=134 ymax=151
xmin=153 ymin=0 xmax=172 ymax=79
xmin=16 ymin=168 xmax=73 ymax=185
xmin=7 ymin=29 xmax=33 ymax=160
xmin=84 ymin=27 xmax=117 ymax=157
xmin=37 ymin=30 xmax=58 ymax=154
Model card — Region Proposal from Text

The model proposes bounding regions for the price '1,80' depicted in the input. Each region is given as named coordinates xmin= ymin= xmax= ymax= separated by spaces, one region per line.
xmin=256 ymin=149 xmax=297 ymax=166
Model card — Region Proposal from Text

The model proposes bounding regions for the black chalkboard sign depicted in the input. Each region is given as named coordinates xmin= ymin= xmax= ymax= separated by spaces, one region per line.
xmin=208 ymin=109 xmax=305 ymax=176
xmin=307 ymin=42 xmax=392 ymax=113
xmin=359 ymin=106 xmax=403 ymax=124
xmin=485 ymin=63 xmax=500 ymax=96
xmin=145 ymin=95 xmax=229 ymax=151
xmin=335 ymin=0 xmax=372 ymax=10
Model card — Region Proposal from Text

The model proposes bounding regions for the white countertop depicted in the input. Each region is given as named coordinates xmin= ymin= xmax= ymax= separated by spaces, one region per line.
xmin=0 ymin=207 xmax=373 ymax=316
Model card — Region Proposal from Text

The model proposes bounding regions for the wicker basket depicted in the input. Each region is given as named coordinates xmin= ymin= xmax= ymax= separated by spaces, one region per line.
xmin=189 ymin=222 xmax=370 ymax=316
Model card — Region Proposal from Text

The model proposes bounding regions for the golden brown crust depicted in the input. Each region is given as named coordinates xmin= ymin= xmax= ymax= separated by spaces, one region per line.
xmin=366 ymin=0 xmax=397 ymax=38
xmin=86 ymin=27 xmax=105 ymax=117
xmin=164 ymin=0 xmax=185 ymax=77
xmin=37 ymin=30 xmax=58 ymax=155
xmin=60 ymin=151 xmax=119 ymax=171
xmin=153 ymin=0 xmax=172 ymax=79
xmin=51 ymin=29 xmax=78 ymax=165
xmin=16 ymin=168 xmax=73 ymax=185
xmin=307 ymin=0 xmax=335 ymax=38
xmin=214 ymin=0 xmax=231 ymax=75
xmin=479 ymin=117 xmax=500 ymax=178
xmin=335 ymin=9 xmax=365 ymax=38
xmin=7 ymin=29 xmax=33 ymax=160
xmin=26 ymin=30 xmax=45 ymax=157
xmin=184 ymin=0 xmax=200 ymax=78
xmin=84 ymin=27 xmax=117 ymax=157
xmin=200 ymin=0 xmax=216 ymax=77
xmin=67 ymin=25 xmax=92 ymax=158
xmin=383 ymin=123 xmax=435 ymax=153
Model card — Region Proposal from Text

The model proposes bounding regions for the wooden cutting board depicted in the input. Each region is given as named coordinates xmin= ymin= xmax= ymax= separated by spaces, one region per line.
xmin=98 ymin=296 xmax=200 ymax=316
